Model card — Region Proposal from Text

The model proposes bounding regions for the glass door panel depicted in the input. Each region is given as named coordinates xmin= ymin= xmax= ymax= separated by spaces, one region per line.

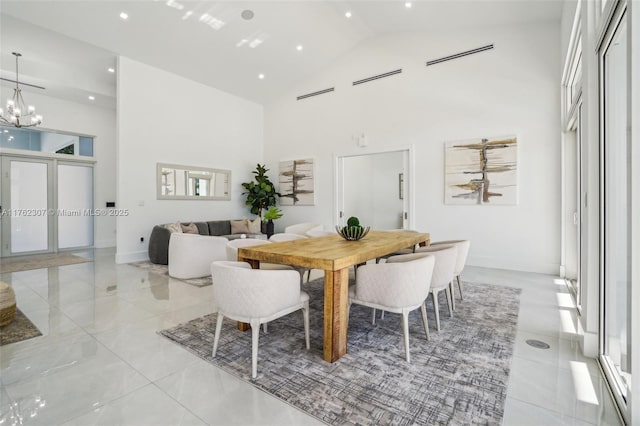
xmin=601 ymin=9 xmax=630 ymax=406
xmin=57 ymin=163 xmax=94 ymax=249
xmin=1 ymin=157 xmax=53 ymax=254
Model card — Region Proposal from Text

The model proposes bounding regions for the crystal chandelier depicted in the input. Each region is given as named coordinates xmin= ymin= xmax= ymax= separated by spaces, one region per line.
xmin=0 ymin=52 xmax=43 ymax=128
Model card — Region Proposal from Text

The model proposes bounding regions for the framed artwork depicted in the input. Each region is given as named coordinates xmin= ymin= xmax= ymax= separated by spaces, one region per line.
xmin=279 ymin=158 xmax=315 ymax=205
xmin=444 ymin=135 xmax=518 ymax=205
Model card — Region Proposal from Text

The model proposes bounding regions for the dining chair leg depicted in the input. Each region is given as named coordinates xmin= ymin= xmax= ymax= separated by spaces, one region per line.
xmin=250 ymin=319 xmax=260 ymax=379
xmin=449 ymin=281 xmax=456 ymax=311
xmin=371 ymin=308 xmax=377 ymax=325
xmin=212 ymin=312 xmax=224 ymax=357
xmin=456 ymin=275 xmax=464 ymax=299
xmin=381 ymin=311 xmax=385 ymax=320
xmin=401 ymin=312 xmax=410 ymax=363
xmin=432 ymin=291 xmax=441 ymax=331
xmin=263 ymin=323 xmax=268 ymax=333
xmin=302 ymin=302 xmax=310 ymax=350
xmin=445 ymin=285 xmax=454 ymax=318
xmin=420 ymin=302 xmax=430 ymax=340
xmin=306 ymin=269 xmax=312 ymax=283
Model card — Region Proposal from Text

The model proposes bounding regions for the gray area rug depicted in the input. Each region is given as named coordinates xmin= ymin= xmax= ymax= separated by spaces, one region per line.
xmin=160 ymin=278 xmax=521 ymax=425
xmin=0 ymin=309 xmax=42 ymax=346
xmin=129 ymin=261 xmax=212 ymax=287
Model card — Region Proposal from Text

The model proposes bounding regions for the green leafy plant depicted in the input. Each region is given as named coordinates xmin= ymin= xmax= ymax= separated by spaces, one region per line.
xmin=241 ymin=164 xmax=280 ymax=218
xmin=263 ymin=207 xmax=283 ymax=221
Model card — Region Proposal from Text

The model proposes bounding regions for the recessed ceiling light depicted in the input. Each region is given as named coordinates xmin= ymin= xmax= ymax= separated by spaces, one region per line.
xmin=88 ymin=96 xmax=95 ymax=100
xmin=107 ymin=67 xmax=115 ymax=73
xmin=405 ymin=2 xmax=412 ymax=8
xmin=258 ymin=74 xmax=265 ymax=80
xmin=345 ymin=11 xmax=352 ymax=18
xmin=119 ymin=12 xmax=129 ymax=20
xmin=296 ymin=45 xmax=303 ymax=51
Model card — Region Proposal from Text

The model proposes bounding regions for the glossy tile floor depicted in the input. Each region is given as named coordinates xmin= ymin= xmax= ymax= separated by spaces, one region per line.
xmin=0 ymin=248 xmax=623 ymax=425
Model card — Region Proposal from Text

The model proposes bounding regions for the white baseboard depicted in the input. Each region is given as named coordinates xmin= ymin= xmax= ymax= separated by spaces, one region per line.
xmin=467 ymin=255 xmax=560 ymax=275
xmin=94 ymin=239 xmax=116 ymax=249
xmin=115 ymin=250 xmax=149 ymax=264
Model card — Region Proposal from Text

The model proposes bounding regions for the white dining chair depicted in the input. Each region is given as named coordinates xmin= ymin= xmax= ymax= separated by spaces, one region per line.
xmin=225 ymin=239 xmax=293 ymax=270
xmin=268 ymin=233 xmax=312 ymax=283
xmin=428 ymin=240 xmax=471 ymax=305
xmin=348 ymin=253 xmax=435 ymax=362
xmin=284 ymin=222 xmax=323 ymax=236
xmin=210 ymin=261 xmax=310 ymax=378
xmin=415 ymin=245 xmax=457 ymax=331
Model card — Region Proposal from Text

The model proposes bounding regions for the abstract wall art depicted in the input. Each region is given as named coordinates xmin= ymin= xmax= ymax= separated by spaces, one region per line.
xmin=279 ymin=158 xmax=315 ymax=205
xmin=444 ymin=135 xmax=518 ymax=205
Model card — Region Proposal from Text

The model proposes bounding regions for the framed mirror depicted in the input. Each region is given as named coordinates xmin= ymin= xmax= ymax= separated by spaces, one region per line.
xmin=157 ymin=163 xmax=231 ymax=200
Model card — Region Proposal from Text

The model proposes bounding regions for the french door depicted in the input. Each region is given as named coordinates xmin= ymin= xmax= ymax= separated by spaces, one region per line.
xmin=0 ymin=155 xmax=94 ymax=256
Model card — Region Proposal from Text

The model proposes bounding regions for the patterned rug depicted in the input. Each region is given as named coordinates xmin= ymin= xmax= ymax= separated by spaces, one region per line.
xmin=0 ymin=309 xmax=42 ymax=346
xmin=160 ymin=278 xmax=521 ymax=425
xmin=129 ymin=261 xmax=212 ymax=287
xmin=0 ymin=253 xmax=92 ymax=274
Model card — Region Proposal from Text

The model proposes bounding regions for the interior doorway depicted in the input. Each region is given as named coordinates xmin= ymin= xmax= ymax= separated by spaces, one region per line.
xmin=336 ymin=148 xmax=412 ymax=230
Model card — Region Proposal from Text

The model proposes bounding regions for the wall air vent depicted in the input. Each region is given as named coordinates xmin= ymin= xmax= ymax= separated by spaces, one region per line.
xmin=352 ymin=69 xmax=402 ymax=86
xmin=426 ymin=44 xmax=494 ymax=67
xmin=296 ymin=87 xmax=335 ymax=101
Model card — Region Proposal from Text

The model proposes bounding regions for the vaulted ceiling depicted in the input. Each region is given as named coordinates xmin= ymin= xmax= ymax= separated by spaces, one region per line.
xmin=0 ymin=1 xmax=564 ymax=109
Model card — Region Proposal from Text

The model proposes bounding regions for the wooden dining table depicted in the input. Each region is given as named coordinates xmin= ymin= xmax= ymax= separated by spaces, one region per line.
xmin=237 ymin=230 xmax=430 ymax=362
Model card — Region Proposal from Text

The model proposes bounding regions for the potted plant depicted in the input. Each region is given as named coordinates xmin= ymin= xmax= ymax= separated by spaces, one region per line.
xmin=241 ymin=164 xmax=280 ymax=218
xmin=263 ymin=207 xmax=283 ymax=238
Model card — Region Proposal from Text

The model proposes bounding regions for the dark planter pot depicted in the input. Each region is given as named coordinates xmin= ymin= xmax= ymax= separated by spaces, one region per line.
xmin=266 ymin=220 xmax=275 ymax=238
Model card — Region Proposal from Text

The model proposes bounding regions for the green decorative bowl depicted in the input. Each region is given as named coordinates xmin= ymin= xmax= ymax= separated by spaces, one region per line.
xmin=336 ymin=225 xmax=370 ymax=241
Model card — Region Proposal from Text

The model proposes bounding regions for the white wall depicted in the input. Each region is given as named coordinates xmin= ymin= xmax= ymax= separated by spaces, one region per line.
xmin=0 ymin=89 xmax=117 ymax=248
xmin=116 ymin=57 xmax=264 ymax=263
xmin=265 ymin=22 xmax=561 ymax=274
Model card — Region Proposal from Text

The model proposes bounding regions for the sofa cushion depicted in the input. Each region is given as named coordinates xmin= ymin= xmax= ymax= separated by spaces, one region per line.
xmin=230 ymin=219 xmax=250 ymax=234
xmin=247 ymin=217 xmax=262 ymax=234
xmin=208 ymin=221 xmax=231 ymax=236
xmin=181 ymin=223 xmax=199 ymax=234
xmin=164 ymin=221 xmax=183 ymax=233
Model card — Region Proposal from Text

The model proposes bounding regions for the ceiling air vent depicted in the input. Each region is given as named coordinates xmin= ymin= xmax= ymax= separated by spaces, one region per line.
xmin=426 ymin=44 xmax=494 ymax=67
xmin=296 ymin=87 xmax=335 ymax=101
xmin=352 ymin=69 xmax=402 ymax=86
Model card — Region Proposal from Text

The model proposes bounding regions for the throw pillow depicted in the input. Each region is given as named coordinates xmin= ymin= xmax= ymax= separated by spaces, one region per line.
xmin=165 ymin=221 xmax=183 ymax=233
xmin=181 ymin=222 xmax=199 ymax=234
xmin=230 ymin=219 xmax=250 ymax=234
xmin=247 ymin=217 xmax=262 ymax=234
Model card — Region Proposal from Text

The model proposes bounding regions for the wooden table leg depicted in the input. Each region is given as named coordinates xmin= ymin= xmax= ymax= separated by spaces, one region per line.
xmin=236 ymin=257 xmax=260 ymax=332
xmin=323 ymin=267 xmax=349 ymax=362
